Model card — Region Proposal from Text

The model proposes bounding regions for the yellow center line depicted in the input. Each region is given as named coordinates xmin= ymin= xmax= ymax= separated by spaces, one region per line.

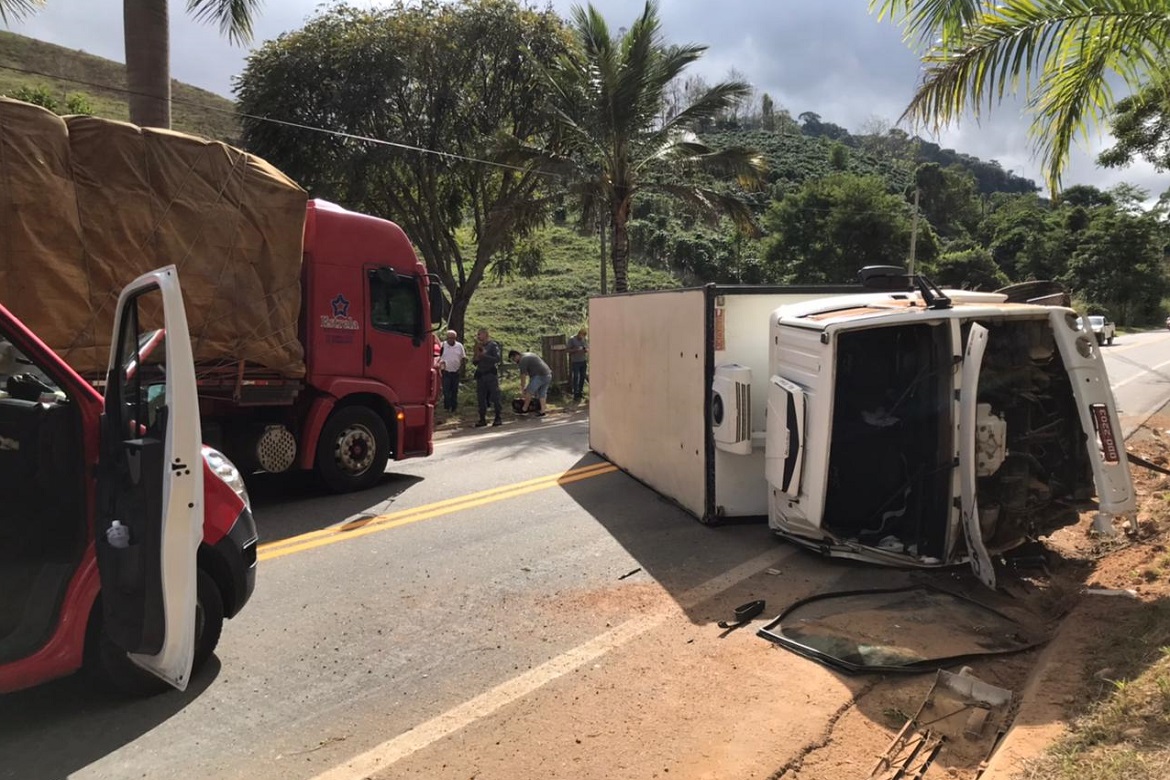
xmin=257 ymin=462 xmax=618 ymax=562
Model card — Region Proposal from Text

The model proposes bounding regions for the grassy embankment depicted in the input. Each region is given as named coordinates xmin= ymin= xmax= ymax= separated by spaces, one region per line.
xmin=0 ymin=30 xmax=239 ymax=141
xmin=442 ymin=225 xmax=679 ymax=423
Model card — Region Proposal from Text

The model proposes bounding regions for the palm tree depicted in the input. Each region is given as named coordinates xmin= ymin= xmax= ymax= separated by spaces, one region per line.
xmin=123 ymin=0 xmax=260 ymax=127
xmin=2 ymin=0 xmax=259 ymax=128
xmin=871 ymin=0 xmax=1170 ymax=193
xmin=522 ymin=1 xmax=765 ymax=292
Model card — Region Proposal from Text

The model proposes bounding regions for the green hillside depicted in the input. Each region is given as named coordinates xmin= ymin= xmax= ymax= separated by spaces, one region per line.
xmin=0 ymin=30 xmax=239 ymax=141
xmin=464 ymin=225 xmax=679 ymax=355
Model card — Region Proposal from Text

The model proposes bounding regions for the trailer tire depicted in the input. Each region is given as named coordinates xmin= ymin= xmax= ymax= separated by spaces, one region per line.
xmin=316 ymin=405 xmax=390 ymax=493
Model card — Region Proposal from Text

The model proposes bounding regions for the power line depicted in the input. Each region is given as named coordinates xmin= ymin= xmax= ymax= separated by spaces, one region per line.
xmin=0 ymin=62 xmax=542 ymax=175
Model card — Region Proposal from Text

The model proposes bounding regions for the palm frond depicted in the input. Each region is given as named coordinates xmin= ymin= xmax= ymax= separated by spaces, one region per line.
xmin=901 ymin=0 xmax=1170 ymax=190
xmin=646 ymin=183 xmax=761 ymax=236
xmin=0 ymin=0 xmax=44 ymax=24
xmin=870 ymin=0 xmax=986 ymax=47
xmin=187 ymin=0 xmax=261 ymax=45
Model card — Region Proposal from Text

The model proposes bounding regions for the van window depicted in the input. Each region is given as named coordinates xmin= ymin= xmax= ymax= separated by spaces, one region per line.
xmin=368 ymin=268 xmax=421 ymax=337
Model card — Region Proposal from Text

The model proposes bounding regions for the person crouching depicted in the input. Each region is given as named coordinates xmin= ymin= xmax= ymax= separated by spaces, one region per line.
xmin=509 ymin=349 xmax=552 ymax=417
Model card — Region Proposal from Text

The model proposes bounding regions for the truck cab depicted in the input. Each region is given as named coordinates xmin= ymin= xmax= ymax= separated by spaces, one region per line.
xmin=0 ymin=267 xmax=256 ymax=694
xmin=765 ymin=286 xmax=1134 ymax=587
xmin=296 ymin=200 xmax=440 ymax=491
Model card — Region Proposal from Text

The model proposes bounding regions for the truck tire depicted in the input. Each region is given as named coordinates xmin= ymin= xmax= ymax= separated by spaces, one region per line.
xmin=1107 ymin=335 xmax=1114 ymax=345
xmin=316 ymin=405 xmax=390 ymax=493
xmin=87 ymin=569 xmax=224 ymax=696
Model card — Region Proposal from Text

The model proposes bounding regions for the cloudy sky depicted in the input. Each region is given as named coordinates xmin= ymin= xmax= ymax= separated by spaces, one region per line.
xmin=5 ymin=0 xmax=1166 ymax=198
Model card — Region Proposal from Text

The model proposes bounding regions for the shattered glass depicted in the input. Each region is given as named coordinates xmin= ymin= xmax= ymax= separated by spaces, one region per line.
xmin=758 ymin=586 xmax=1046 ymax=674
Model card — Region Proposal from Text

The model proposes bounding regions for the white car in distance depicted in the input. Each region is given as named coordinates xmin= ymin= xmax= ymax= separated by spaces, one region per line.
xmin=1076 ymin=315 xmax=1116 ymax=345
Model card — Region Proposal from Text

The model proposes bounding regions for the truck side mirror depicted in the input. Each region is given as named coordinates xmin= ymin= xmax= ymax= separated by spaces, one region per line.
xmin=428 ymin=280 xmax=448 ymax=326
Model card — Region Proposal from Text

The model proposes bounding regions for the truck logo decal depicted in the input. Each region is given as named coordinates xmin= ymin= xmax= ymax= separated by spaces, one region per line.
xmin=321 ymin=293 xmax=359 ymax=331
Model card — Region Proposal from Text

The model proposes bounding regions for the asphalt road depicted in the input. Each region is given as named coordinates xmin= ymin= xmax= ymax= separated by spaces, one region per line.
xmin=1099 ymin=328 xmax=1170 ymax=436
xmin=1 ymin=329 xmax=1167 ymax=780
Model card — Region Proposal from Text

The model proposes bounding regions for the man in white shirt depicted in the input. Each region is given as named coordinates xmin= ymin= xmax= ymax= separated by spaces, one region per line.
xmin=438 ymin=330 xmax=467 ymax=412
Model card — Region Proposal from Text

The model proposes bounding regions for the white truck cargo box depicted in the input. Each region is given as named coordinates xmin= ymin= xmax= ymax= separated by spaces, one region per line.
xmin=588 ymin=285 xmax=856 ymax=522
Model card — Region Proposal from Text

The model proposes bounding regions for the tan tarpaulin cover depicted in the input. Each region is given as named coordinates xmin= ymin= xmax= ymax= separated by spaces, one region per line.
xmin=0 ymin=98 xmax=308 ymax=377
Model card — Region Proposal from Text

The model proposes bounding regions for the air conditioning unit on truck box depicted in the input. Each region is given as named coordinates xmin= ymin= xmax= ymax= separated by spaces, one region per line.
xmin=0 ymin=97 xmax=444 ymax=493
xmin=588 ymin=272 xmax=1136 ymax=588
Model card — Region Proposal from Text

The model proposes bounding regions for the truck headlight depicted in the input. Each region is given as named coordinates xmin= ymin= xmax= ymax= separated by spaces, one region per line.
xmin=203 ymin=447 xmax=252 ymax=512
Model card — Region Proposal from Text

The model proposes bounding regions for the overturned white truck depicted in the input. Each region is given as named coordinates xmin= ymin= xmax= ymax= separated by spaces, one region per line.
xmin=588 ymin=271 xmax=1135 ymax=588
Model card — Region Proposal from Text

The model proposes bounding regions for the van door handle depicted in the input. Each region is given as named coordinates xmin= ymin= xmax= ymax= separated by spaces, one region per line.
xmin=365 ymin=345 xmax=373 ymax=366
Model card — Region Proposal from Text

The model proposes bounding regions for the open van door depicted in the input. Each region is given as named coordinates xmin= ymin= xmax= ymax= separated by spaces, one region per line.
xmin=95 ymin=266 xmax=203 ymax=691
xmin=959 ymin=323 xmax=996 ymax=589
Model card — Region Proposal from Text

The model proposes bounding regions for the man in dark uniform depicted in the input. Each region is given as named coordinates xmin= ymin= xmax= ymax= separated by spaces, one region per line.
xmin=472 ymin=328 xmax=503 ymax=427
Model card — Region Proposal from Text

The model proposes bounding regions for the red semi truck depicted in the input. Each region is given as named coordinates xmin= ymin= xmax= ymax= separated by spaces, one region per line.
xmin=192 ymin=199 xmax=442 ymax=493
xmin=0 ymin=99 xmax=442 ymax=494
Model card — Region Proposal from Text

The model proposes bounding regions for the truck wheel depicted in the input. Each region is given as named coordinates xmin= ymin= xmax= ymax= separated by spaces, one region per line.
xmin=1107 ymin=335 xmax=1114 ymax=345
xmin=316 ymin=405 xmax=390 ymax=493
xmin=87 ymin=569 xmax=225 ymax=696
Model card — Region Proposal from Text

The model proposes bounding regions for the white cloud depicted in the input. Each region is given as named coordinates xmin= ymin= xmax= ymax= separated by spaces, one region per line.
xmin=4 ymin=0 xmax=1165 ymax=196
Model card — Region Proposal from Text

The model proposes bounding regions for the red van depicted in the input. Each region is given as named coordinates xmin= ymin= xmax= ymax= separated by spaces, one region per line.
xmin=0 ymin=267 xmax=256 ymax=694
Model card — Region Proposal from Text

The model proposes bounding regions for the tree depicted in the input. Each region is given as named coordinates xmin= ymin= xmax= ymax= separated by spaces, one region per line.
xmin=1062 ymin=207 xmax=1168 ymax=324
xmin=924 ymin=246 xmax=1008 ymax=289
xmin=762 ymin=174 xmax=933 ymax=283
xmin=520 ymin=1 xmax=765 ymax=292
xmin=871 ymin=0 xmax=1170 ymax=192
xmin=5 ymin=0 xmax=259 ymax=128
xmin=1099 ymin=82 xmax=1170 ymax=172
xmin=123 ymin=0 xmax=261 ymax=127
xmin=913 ymin=162 xmax=981 ymax=241
xmin=237 ymin=0 xmax=568 ymax=337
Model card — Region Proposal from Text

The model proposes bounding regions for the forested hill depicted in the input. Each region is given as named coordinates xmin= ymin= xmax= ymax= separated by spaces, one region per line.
xmin=705 ymin=123 xmax=1039 ymax=199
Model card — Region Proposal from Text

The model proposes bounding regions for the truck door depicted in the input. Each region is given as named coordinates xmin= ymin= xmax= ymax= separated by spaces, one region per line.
xmin=96 ymin=266 xmax=203 ymax=691
xmin=365 ymin=266 xmax=432 ymax=401
xmin=765 ymin=375 xmax=805 ymax=497
xmin=958 ymin=323 xmax=996 ymax=589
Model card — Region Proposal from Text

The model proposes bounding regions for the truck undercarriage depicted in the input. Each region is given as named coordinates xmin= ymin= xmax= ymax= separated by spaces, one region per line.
xmin=820 ymin=317 xmax=1093 ymax=563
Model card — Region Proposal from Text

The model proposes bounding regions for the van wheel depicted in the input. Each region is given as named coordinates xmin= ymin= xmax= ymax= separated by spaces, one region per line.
xmin=87 ymin=569 xmax=224 ymax=696
xmin=316 ymin=406 xmax=390 ymax=493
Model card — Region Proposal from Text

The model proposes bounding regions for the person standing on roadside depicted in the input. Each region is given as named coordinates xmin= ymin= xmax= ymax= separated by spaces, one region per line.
xmin=473 ymin=328 xmax=503 ymax=427
xmin=509 ymin=349 xmax=552 ymax=416
xmin=567 ymin=328 xmax=588 ymax=402
xmin=438 ymin=329 xmax=466 ymax=413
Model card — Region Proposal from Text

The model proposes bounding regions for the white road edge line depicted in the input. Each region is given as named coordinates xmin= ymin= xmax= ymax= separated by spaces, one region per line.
xmin=310 ymin=546 xmax=796 ymax=780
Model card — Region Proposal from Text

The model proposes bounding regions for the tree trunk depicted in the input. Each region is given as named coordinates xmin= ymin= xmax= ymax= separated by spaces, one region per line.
xmin=446 ymin=292 xmax=470 ymax=343
xmin=124 ymin=0 xmax=171 ymax=128
xmin=610 ymin=203 xmax=630 ymax=293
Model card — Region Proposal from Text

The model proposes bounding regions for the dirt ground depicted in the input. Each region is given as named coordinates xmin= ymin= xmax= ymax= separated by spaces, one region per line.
xmin=776 ymin=417 xmax=1170 ymax=780
xmin=373 ymin=418 xmax=1170 ymax=780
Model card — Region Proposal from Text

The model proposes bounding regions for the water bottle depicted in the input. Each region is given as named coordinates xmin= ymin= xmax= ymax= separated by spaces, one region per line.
xmin=106 ymin=520 xmax=130 ymax=549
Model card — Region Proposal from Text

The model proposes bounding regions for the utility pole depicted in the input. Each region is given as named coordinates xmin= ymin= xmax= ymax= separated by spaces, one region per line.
xmin=599 ymin=219 xmax=608 ymax=295
xmin=908 ymin=186 xmax=920 ymax=276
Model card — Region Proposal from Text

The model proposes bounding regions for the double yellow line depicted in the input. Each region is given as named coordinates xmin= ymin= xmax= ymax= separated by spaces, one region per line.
xmin=257 ymin=461 xmax=618 ymax=562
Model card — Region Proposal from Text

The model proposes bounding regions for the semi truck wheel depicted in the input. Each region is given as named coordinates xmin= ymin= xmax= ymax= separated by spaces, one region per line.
xmin=316 ymin=406 xmax=390 ymax=493
xmin=87 ymin=569 xmax=224 ymax=695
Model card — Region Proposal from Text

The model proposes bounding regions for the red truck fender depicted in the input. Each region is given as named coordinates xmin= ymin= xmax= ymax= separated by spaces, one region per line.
xmin=297 ymin=379 xmax=404 ymax=471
